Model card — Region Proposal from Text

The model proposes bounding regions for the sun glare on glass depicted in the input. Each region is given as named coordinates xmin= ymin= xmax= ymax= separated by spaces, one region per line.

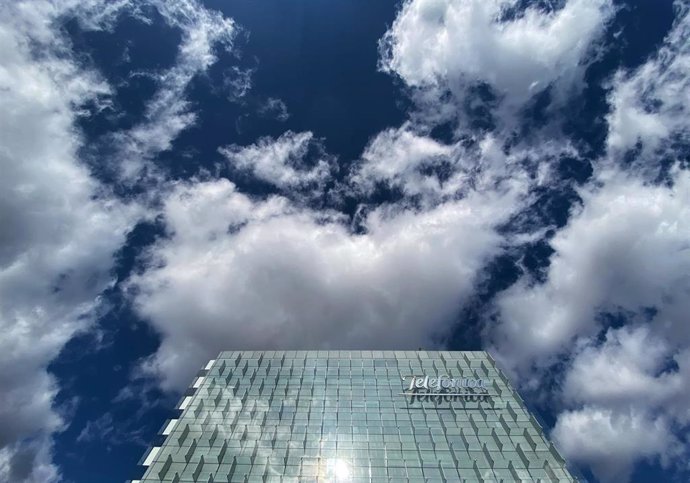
xmin=324 ymin=458 xmax=352 ymax=481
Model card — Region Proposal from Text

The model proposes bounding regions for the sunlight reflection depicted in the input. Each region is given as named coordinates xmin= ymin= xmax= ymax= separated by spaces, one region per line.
xmin=321 ymin=458 xmax=352 ymax=482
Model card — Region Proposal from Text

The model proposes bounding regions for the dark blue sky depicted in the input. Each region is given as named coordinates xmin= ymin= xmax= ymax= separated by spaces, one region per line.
xmin=1 ymin=0 xmax=688 ymax=482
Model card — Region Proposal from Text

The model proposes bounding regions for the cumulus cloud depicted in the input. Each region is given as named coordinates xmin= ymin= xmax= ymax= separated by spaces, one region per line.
xmin=353 ymin=124 xmax=456 ymax=197
xmin=379 ymin=0 xmax=614 ymax=125
xmin=220 ymin=131 xmax=334 ymax=192
xmin=490 ymin=0 xmax=690 ymax=375
xmin=560 ymin=325 xmax=690 ymax=424
xmin=552 ymin=407 xmax=678 ymax=483
xmin=563 ymin=326 xmax=676 ymax=408
xmin=0 ymin=0 xmax=237 ymax=479
xmin=352 ymin=123 xmax=577 ymax=211
xmin=492 ymin=168 xmax=690 ymax=376
xmin=489 ymin=5 xmax=690 ymax=480
xmin=117 ymin=1 xmax=690 ymax=482
xmin=0 ymin=1 xmax=138 ymax=480
xmin=5 ymin=0 xmax=680 ymax=482
xmin=127 ymin=177 xmax=522 ymax=391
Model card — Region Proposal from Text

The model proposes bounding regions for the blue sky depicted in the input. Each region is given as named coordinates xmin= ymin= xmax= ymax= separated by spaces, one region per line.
xmin=1 ymin=0 xmax=689 ymax=482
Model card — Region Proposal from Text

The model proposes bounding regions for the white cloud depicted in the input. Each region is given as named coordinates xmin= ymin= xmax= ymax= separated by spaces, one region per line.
xmin=353 ymin=124 xmax=455 ymax=196
xmin=560 ymin=325 xmax=690 ymax=423
xmin=491 ymin=0 xmax=690 ymax=374
xmin=552 ymin=407 xmax=678 ymax=483
xmin=379 ymin=0 xmax=614 ymax=123
xmin=1 ymin=2 xmax=682 ymax=483
xmin=352 ymin=123 xmax=573 ymax=207
xmin=606 ymin=2 xmax=690 ymax=157
xmin=563 ymin=326 xmax=675 ymax=408
xmin=13 ymin=0 xmax=239 ymax=183
xmin=0 ymin=1 xmax=138 ymax=480
xmin=224 ymin=66 xmax=254 ymax=101
xmin=492 ymin=168 xmax=690 ymax=375
xmin=114 ymin=0 xmax=237 ymax=181
xmin=0 ymin=0 xmax=238 ymax=478
xmin=127 ymin=177 xmax=522 ymax=391
xmin=258 ymin=97 xmax=290 ymax=122
xmin=564 ymin=325 xmax=690 ymax=407
xmin=220 ymin=131 xmax=333 ymax=191
xmin=489 ymin=6 xmax=690 ymax=478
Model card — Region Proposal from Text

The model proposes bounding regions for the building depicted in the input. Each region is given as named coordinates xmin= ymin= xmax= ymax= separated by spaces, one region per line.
xmin=132 ymin=351 xmax=576 ymax=482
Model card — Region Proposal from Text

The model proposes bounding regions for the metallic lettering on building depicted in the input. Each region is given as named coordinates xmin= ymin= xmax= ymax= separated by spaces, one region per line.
xmin=406 ymin=375 xmax=489 ymax=391
xmin=401 ymin=374 xmax=492 ymax=402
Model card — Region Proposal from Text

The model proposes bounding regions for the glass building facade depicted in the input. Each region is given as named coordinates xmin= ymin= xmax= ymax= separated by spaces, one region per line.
xmin=132 ymin=351 xmax=576 ymax=482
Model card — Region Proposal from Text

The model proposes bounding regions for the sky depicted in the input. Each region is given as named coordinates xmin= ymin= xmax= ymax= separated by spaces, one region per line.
xmin=0 ymin=0 xmax=688 ymax=482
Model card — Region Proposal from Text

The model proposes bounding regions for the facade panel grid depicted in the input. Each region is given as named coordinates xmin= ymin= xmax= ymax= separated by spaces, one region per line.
xmin=137 ymin=351 xmax=575 ymax=483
